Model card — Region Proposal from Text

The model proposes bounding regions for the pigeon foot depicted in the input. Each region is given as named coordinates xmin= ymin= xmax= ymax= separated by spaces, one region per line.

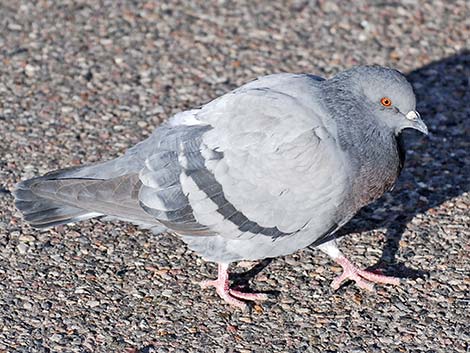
xmin=331 ymin=255 xmax=400 ymax=291
xmin=200 ymin=263 xmax=268 ymax=310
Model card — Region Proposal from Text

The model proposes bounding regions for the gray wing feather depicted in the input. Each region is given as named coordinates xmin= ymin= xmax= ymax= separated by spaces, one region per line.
xmin=137 ymin=123 xmax=215 ymax=235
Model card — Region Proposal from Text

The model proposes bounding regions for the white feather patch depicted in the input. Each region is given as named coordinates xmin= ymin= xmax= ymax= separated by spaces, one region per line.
xmin=168 ymin=109 xmax=205 ymax=126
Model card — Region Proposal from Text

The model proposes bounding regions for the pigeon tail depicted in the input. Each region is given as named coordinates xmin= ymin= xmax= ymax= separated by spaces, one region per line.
xmin=13 ymin=167 xmax=102 ymax=228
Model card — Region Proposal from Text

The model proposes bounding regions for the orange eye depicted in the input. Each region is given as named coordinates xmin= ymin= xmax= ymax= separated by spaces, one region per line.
xmin=381 ymin=97 xmax=392 ymax=107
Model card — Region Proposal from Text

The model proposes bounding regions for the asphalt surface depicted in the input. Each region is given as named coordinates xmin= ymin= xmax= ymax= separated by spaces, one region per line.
xmin=0 ymin=1 xmax=469 ymax=352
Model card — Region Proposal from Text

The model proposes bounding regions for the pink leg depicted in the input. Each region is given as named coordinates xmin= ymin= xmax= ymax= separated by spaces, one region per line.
xmin=200 ymin=263 xmax=268 ymax=309
xmin=331 ymin=255 xmax=400 ymax=291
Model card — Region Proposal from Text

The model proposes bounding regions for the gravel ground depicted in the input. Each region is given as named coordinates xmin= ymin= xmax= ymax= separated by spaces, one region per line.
xmin=0 ymin=1 xmax=469 ymax=352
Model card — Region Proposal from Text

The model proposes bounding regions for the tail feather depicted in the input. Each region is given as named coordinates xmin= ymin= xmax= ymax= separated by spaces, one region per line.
xmin=13 ymin=171 xmax=101 ymax=229
xmin=13 ymin=164 xmax=158 ymax=229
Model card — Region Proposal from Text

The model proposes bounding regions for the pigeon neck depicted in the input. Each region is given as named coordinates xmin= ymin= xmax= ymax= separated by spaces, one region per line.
xmin=321 ymin=82 xmax=402 ymax=207
xmin=320 ymin=81 xmax=381 ymax=140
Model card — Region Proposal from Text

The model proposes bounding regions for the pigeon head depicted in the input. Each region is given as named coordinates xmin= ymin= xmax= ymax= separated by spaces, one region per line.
xmin=329 ymin=66 xmax=428 ymax=136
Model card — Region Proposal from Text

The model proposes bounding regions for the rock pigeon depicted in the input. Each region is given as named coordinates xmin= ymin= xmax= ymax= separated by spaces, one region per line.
xmin=14 ymin=66 xmax=428 ymax=309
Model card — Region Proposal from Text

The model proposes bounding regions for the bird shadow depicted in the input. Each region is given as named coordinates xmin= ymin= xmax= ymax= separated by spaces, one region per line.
xmin=335 ymin=50 xmax=469 ymax=280
xmin=229 ymin=258 xmax=281 ymax=297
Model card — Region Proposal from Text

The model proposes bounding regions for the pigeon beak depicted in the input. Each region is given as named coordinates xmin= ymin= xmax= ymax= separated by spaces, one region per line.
xmin=405 ymin=110 xmax=428 ymax=135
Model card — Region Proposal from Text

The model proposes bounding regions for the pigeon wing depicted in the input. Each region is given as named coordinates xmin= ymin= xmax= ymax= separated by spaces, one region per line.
xmin=139 ymin=74 xmax=350 ymax=243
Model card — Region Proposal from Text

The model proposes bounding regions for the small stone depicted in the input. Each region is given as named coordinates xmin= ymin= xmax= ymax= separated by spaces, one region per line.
xmin=254 ymin=304 xmax=264 ymax=314
xmin=239 ymin=317 xmax=252 ymax=323
xmin=61 ymin=106 xmax=74 ymax=114
xmin=19 ymin=235 xmax=35 ymax=243
xmin=8 ymin=23 xmax=22 ymax=31
xmin=17 ymin=242 xmax=28 ymax=254
xmin=50 ymin=334 xmax=62 ymax=342
xmin=87 ymin=300 xmax=100 ymax=308
xmin=161 ymin=289 xmax=173 ymax=297
xmin=24 ymin=64 xmax=38 ymax=77
xmin=74 ymin=287 xmax=87 ymax=294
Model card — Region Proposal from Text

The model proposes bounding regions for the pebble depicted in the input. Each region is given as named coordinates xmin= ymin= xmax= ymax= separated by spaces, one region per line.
xmin=87 ymin=301 xmax=100 ymax=308
xmin=24 ymin=64 xmax=38 ymax=77
xmin=50 ymin=334 xmax=62 ymax=343
xmin=17 ymin=242 xmax=28 ymax=254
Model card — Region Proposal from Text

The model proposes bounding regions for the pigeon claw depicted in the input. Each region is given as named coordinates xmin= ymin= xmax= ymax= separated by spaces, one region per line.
xmin=200 ymin=263 xmax=268 ymax=310
xmin=200 ymin=279 xmax=248 ymax=310
xmin=229 ymin=289 xmax=269 ymax=301
xmin=331 ymin=256 xmax=400 ymax=291
xmin=331 ymin=270 xmax=376 ymax=292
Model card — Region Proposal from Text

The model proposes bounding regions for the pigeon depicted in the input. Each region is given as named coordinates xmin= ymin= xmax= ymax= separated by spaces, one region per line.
xmin=14 ymin=65 xmax=428 ymax=309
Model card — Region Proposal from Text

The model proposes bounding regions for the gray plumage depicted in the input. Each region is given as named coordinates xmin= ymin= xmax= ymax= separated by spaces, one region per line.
xmin=14 ymin=66 xmax=427 ymax=265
